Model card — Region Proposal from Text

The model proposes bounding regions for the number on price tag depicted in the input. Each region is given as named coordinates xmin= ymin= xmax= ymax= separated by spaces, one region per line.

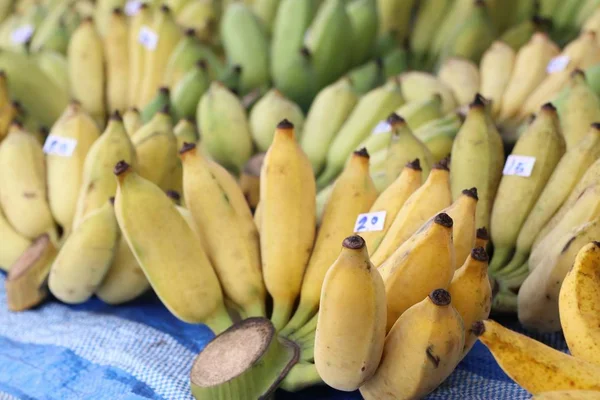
xmin=371 ymin=120 xmax=391 ymax=135
xmin=125 ymin=0 xmax=142 ymax=16
xmin=354 ymin=211 xmax=386 ymax=233
xmin=138 ymin=26 xmax=158 ymax=50
xmin=503 ymin=155 xmax=536 ymax=177
xmin=546 ymin=56 xmax=570 ymax=74
xmin=43 ymin=135 xmax=77 ymax=157
xmin=11 ymin=25 xmax=34 ymax=44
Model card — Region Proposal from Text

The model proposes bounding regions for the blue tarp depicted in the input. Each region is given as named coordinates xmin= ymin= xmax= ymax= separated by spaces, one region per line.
xmin=0 ymin=273 xmax=566 ymax=400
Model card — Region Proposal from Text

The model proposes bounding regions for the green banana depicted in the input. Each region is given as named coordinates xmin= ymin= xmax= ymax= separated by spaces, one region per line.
xmin=271 ymin=47 xmax=318 ymax=112
xmin=394 ymin=94 xmax=444 ymax=131
xmin=376 ymin=0 xmax=417 ymax=44
xmin=374 ymin=30 xmax=398 ymax=58
xmin=430 ymin=0 xmax=475 ymax=61
xmin=140 ymin=87 xmax=171 ymax=124
xmin=415 ymin=113 xmax=464 ymax=163
xmin=33 ymin=50 xmax=69 ymax=95
xmin=382 ymin=46 xmax=408 ymax=78
xmin=500 ymin=16 xmax=550 ymax=51
xmin=346 ymin=0 xmax=378 ymax=67
xmin=218 ymin=64 xmax=243 ymax=95
xmin=410 ymin=0 xmax=453 ymax=69
xmin=347 ymin=58 xmax=385 ymax=94
xmin=399 ymin=71 xmax=458 ymax=113
xmin=171 ymin=60 xmax=211 ymax=121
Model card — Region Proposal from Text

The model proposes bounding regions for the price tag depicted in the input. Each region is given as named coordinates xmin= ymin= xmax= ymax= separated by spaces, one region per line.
xmin=11 ymin=25 xmax=34 ymax=44
xmin=43 ymin=135 xmax=77 ymax=157
xmin=503 ymin=155 xmax=536 ymax=177
xmin=125 ymin=0 xmax=142 ymax=16
xmin=546 ymin=56 xmax=570 ymax=74
xmin=354 ymin=211 xmax=386 ymax=233
xmin=138 ymin=26 xmax=158 ymax=50
xmin=371 ymin=120 xmax=391 ymax=135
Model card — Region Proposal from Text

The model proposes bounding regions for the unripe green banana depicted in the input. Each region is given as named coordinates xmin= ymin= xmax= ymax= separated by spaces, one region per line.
xmin=140 ymin=87 xmax=171 ymax=124
xmin=218 ymin=64 xmax=243 ymax=95
xmin=552 ymin=0 xmax=585 ymax=43
xmin=174 ymin=118 xmax=199 ymax=148
xmin=415 ymin=113 xmax=464 ymax=163
xmin=499 ymin=16 xmax=550 ymax=51
xmin=33 ymin=50 xmax=69 ymax=96
xmin=123 ymin=107 xmax=142 ymax=136
xmin=176 ymin=0 xmax=219 ymax=45
xmin=346 ymin=0 xmax=378 ymax=67
xmin=394 ymin=94 xmax=444 ymax=131
xmin=430 ymin=0 xmax=475 ymax=59
xmin=48 ymin=199 xmax=118 ymax=304
xmin=272 ymin=47 xmax=318 ymax=112
xmin=539 ymin=0 xmax=562 ymax=19
xmin=316 ymin=78 xmax=404 ymax=188
xmin=220 ymin=2 xmax=269 ymax=94
xmin=249 ymin=88 xmax=305 ymax=152
xmin=373 ymin=30 xmax=398 ymax=57
xmin=347 ymin=58 xmax=385 ymax=95
xmin=399 ymin=71 xmax=458 ymax=114
xmin=197 ymin=81 xmax=253 ymax=175
xmin=300 ymin=77 xmax=359 ymax=175
xmin=382 ymin=46 xmax=408 ymax=78
xmin=410 ymin=0 xmax=453 ymax=68
xmin=376 ymin=0 xmax=416 ymax=44
xmin=252 ymin=0 xmax=280 ymax=34
xmin=171 ymin=60 xmax=211 ymax=121
xmin=584 ymin=62 xmax=600 ymax=97
xmin=28 ymin=0 xmax=70 ymax=53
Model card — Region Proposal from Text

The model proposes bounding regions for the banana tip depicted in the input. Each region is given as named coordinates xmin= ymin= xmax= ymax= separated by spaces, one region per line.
xmin=476 ymin=227 xmax=489 ymax=240
xmin=471 ymin=321 xmax=485 ymax=337
xmin=434 ymin=212 xmax=453 ymax=228
xmin=179 ymin=142 xmax=197 ymax=155
xmin=354 ymin=147 xmax=370 ymax=159
xmin=429 ymin=289 xmax=451 ymax=306
xmin=387 ymin=112 xmax=404 ymax=125
xmin=112 ymin=7 xmax=123 ymax=15
xmin=541 ymin=102 xmax=556 ymax=112
xmin=114 ymin=160 xmax=131 ymax=176
xmin=471 ymin=247 xmax=488 ymax=262
xmin=109 ymin=197 xmax=115 ymax=205
xmin=471 ymin=94 xmax=487 ymax=108
xmin=343 ymin=235 xmax=365 ymax=250
xmin=406 ymin=158 xmax=421 ymax=170
xmin=462 ymin=187 xmax=478 ymax=200
xmin=110 ymin=110 xmax=123 ymax=121
xmin=433 ymin=157 xmax=450 ymax=171
xmin=166 ymin=190 xmax=181 ymax=203
xmin=277 ymin=119 xmax=294 ymax=130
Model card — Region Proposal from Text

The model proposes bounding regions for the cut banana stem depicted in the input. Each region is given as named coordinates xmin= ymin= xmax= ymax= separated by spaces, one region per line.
xmin=279 ymin=362 xmax=324 ymax=392
xmin=5 ymin=234 xmax=57 ymax=312
xmin=190 ymin=317 xmax=298 ymax=400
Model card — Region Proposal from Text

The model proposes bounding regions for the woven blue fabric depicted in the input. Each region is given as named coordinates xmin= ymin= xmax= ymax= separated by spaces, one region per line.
xmin=0 ymin=273 xmax=566 ymax=400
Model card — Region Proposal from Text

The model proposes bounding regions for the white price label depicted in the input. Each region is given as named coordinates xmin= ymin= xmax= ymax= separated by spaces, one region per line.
xmin=354 ymin=211 xmax=386 ymax=233
xmin=371 ymin=120 xmax=391 ymax=135
xmin=11 ymin=25 xmax=34 ymax=44
xmin=138 ymin=26 xmax=158 ymax=50
xmin=546 ymin=56 xmax=570 ymax=74
xmin=43 ymin=135 xmax=77 ymax=157
xmin=125 ymin=0 xmax=142 ymax=16
xmin=503 ymin=155 xmax=536 ymax=177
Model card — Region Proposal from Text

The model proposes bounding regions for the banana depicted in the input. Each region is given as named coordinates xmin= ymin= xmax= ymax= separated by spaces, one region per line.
xmin=250 ymin=89 xmax=305 ymax=152
xmin=519 ymin=216 xmax=600 ymax=332
xmin=197 ymin=82 xmax=253 ymax=175
xmin=48 ymin=199 xmax=118 ymax=304
xmin=479 ymin=41 xmax=516 ymax=118
xmin=552 ymin=0 xmax=585 ymax=42
xmin=0 ymin=205 xmax=32 ymax=272
xmin=476 ymin=227 xmax=489 ymax=248
xmin=33 ymin=50 xmax=70 ymax=97
xmin=394 ymin=94 xmax=444 ymax=131
xmin=347 ymin=59 xmax=385 ymax=95
xmin=0 ymin=101 xmax=23 ymax=142
xmin=442 ymin=188 xmax=478 ymax=268
xmin=67 ymin=17 xmax=106 ymax=126
xmin=304 ymin=0 xmax=353 ymax=89
xmin=473 ymin=319 xmax=600 ymax=393
xmin=220 ymin=2 xmax=269 ymax=94
xmin=431 ymin=0 xmax=475 ymax=59
xmin=170 ymin=60 xmax=211 ymax=121
xmin=449 ymin=247 xmax=491 ymax=356
xmin=46 ymin=102 xmax=100 ymax=236
xmin=114 ymin=161 xmax=232 ymax=333
xmin=180 ymin=142 xmax=266 ymax=318
xmin=499 ymin=33 xmax=560 ymax=123
xmin=557 ymin=70 xmax=600 ymax=150
xmin=399 ymin=72 xmax=457 ymax=114
xmin=131 ymin=108 xmax=178 ymax=188
xmin=138 ymin=5 xmax=183 ymax=108
xmin=239 ymin=153 xmax=263 ymax=211
xmin=314 ymin=235 xmax=386 ymax=391
xmin=533 ymin=391 xmax=600 ymax=400
xmin=450 ymin=94 xmax=504 ymax=231
xmin=123 ymin=107 xmax=142 ymax=136
xmin=93 ymin=0 xmax=125 ymax=37
xmin=316 ymin=79 xmax=404 ymax=188
xmin=415 ymin=113 xmax=464 ymax=163
xmin=173 ymin=118 xmax=199 ymax=149
xmin=370 ymin=159 xmax=452 ymax=267
xmin=281 ymin=149 xmax=377 ymax=336
xmin=583 ymin=6 xmax=600 ymax=37
xmin=489 ymin=103 xmax=565 ymax=272
xmin=127 ymin=3 xmax=151 ymax=108
xmin=559 ymin=241 xmax=600 ymax=366
xmin=359 ymin=159 xmax=422 ymax=254
xmin=501 ymin=123 xmax=600 ymax=277
xmin=260 ymin=120 xmax=316 ymax=330
xmin=359 ymin=289 xmax=464 ymax=400
xmin=95 ymin=233 xmax=150 ymax=305
xmin=140 ymin=87 xmax=170 ymax=124
xmin=499 ymin=16 xmax=548 ymax=51
xmin=382 ymin=46 xmax=408 ymax=78
xmin=252 ymin=0 xmax=280 ymax=34
xmin=438 ymin=57 xmax=481 ymax=107
xmin=346 ymin=0 xmax=377 ymax=67
xmin=104 ymin=8 xmax=129 ymax=114
xmin=410 ymin=0 xmax=453 ymax=68
xmin=72 ymin=112 xmax=137 ymax=229
xmin=300 ymin=77 xmax=358 ymax=175
xmin=376 ymin=0 xmax=416 ymax=45
xmin=176 ymin=0 xmax=218 ymax=45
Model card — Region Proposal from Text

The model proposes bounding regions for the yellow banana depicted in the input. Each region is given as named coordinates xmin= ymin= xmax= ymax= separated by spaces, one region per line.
xmin=94 ymin=0 xmax=126 ymax=37
xmin=123 ymin=107 xmax=142 ymax=136
xmin=442 ymin=188 xmax=478 ymax=268
xmin=359 ymin=289 xmax=464 ymax=400
xmin=281 ymin=149 xmax=377 ymax=335
xmin=479 ymin=41 xmax=516 ymax=118
xmin=33 ymin=50 xmax=70 ymax=97
xmin=437 ymin=57 xmax=481 ymax=106
xmin=399 ymin=71 xmax=458 ymax=114
xmin=104 ymin=8 xmax=129 ymax=114
xmin=0 ymin=205 xmax=32 ymax=272
xmin=314 ymin=235 xmax=386 ymax=391
xmin=114 ymin=161 xmax=232 ymax=333
xmin=0 ymin=100 xmax=21 ymax=143
xmin=394 ymin=94 xmax=444 ymax=132
xmin=370 ymin=159 xmax=452 ymax=267
xmin=533 ymin=391 xmax=600 ymax=400
xmin=376 ymin=0 xmax=416 ymax=44
xmin=176 ymin=0 xmax=218 ymax=45
xmin=127 ymin=3 xmax=151 ymax=109
xmin=260 ymin=120 xmax=316 ymax=330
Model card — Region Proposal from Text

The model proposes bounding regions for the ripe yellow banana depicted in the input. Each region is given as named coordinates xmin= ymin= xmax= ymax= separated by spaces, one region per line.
xmin=360 ymin=289 xmax=464 ymax=400
xmin=33 ymin=50 xmax=70 ymax=97
xmin=519 ymin=216 xmax=600 ymax=332
xmin=123 ymin=107 xmax=142 ymax=136
xmin=68 ymin=17 xmax=106 ymax=126
xmin=450 ymin=94 xmax=504 ymax=232
xmin=442 ymin=188 xmax=478 ymax=268
xmin=104 ymin=8 xmax=129 ymax=114
xmin=559 ymin=241 xmax=600 ymax=366
xmin=114 ymin=161 xmax=232 ymax=333
xmin=127 ymin=3 xmax=151 ymax=108
xmin=378 ymin=213 xmax=455 ymax=332
xmin=260 ymin=120 xmax=316 ymax=330
xmin=176 ymin=0 xmax=218 ymax=45
xmin=314 ymin=235 xmax=386 ymax=391
xmin=180 ymin=142 xmax=266 ymax=318
xmin=479 ymin=41 xmax=516 ymax=118
xmin=449 ymin=247 xmax=491 ymax=356
xmin=399 ymin=71 xmax=458 ymax=114
xmin=533 ymin=391 xmax=600 ymax=400
xmin=0 ymin=123 xmax=57 ymax=241
xmin=281 ymin=149 xmax=377 ymax=335
xmin=0 ymin=205 xmax=32 ymax=272
xmin=437 ymin=57 xmax=481 ymax=106
xmin=489 ymin=103 xmax=565 ymax=272
xmin=48 ymin=199 xmax=118 ymax=304
xmin=473 ymin=319 xmax=600 ymax=393
xmin=46 ymin=102 xmax=101 ymax=236
xmin=370 ymin=159 xmax=452 ymax=267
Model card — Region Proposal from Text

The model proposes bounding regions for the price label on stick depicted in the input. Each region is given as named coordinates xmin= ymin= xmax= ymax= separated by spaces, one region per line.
xmin=138 ymin=26 xmax=158 ymax=50
xmin=125 ymin=0 xmax=142 ymax=16
xmin=503 ymin=155 xmax=536 ymax=177
xmin=371 ymin=120 xmax=391 ymax=135
xmin=11 ymin=25 xmax=33 ymax=44
xmin=354 ymin=211 xmax=386 ymax=233
xmin=546 ymin=56 xmax=570 ymax=74
xmin=43 ymin=135 xmax=77 ymax=157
